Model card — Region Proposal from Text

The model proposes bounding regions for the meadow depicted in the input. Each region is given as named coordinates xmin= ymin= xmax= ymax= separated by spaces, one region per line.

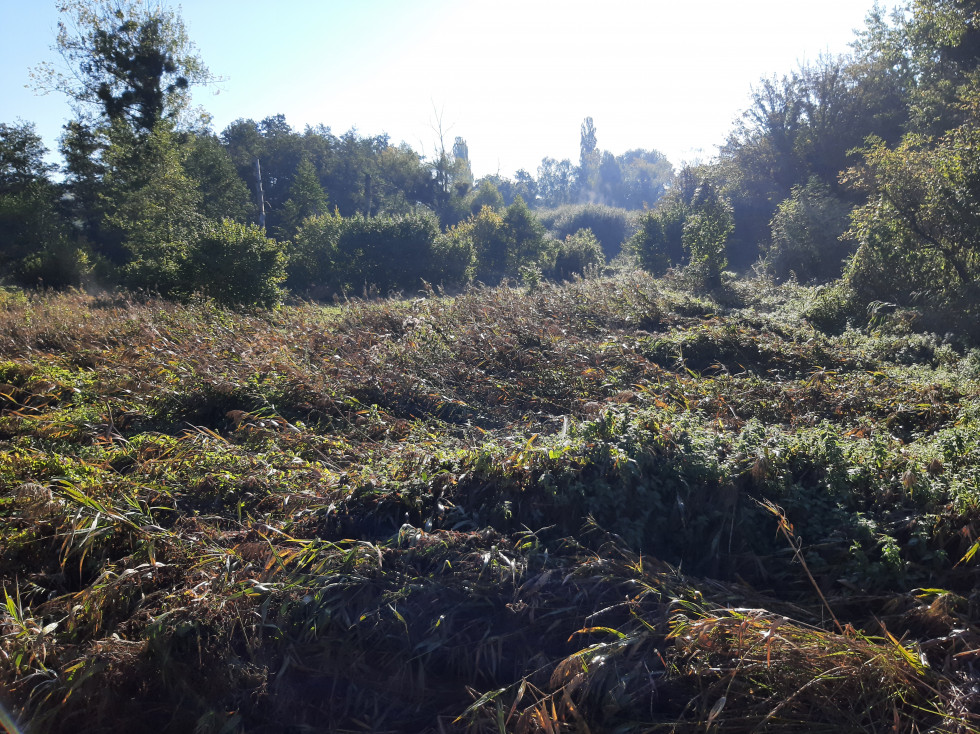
xmin=1 ymin=271 xmax=979 ymax=732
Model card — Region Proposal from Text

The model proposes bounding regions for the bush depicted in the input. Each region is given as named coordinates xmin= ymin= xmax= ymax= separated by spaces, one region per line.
xmin=768 ymin=179 xmax=853 ymax=283
xmin=460 ymin=200 xmax=553 ymax=283
xmin=540 ymin=203 xmax=631 ymax=259
xmin=503 ymin=196 xmax=552 ymax=274
xmin=550 ymin=228 xmax=605 ymax=280
xmin=842 ymin=123 xmax=980 ymax=337
xmin=431 ymin=228 xmax=476 ymax=288
xmin=288 ymin=211 xmax=343 ymax=297
xmin=189 ymin=219 xmax=288 ymax=308
xmin=457 ymin=206 xmax=509 ymax=282
xmin=290 ymin=210 xmax=445 ymax=297
xmin=803 ymin=280 xmax=858 ymax=333
xmin=338 ymin=211 xmax=441 ymax=294
xmin=464 ymin=181 xmax=505 ymax=215
xmin=681 ymin=181 xmax=733 ymax=290
xmin=627 ymin=200 xmax=685 ymax=275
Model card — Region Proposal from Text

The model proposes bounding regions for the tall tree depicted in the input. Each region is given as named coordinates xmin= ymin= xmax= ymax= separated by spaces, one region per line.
xmin=102 ymin=121 xmax=204 ymax=296
xmin=277 ymin=156 xmax=328 ymax=239
xmin=537 ymin=157 xmax=575 ymax=207
xmin=59 ymin=120 xmax=109 ymax=250
xmin=0 ymin=122 xmax=84 ymax=286
xmin=36 ymin=0 xmax=212 ymax=134
xmin=183 ymin=132 xmax=251 ymax=223
xmin=579 ymin=116 xmax=599 ymax=196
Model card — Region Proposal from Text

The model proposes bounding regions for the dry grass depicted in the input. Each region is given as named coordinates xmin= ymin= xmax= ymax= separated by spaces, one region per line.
xmin=0 ymin=277 xmax=979 ymax=732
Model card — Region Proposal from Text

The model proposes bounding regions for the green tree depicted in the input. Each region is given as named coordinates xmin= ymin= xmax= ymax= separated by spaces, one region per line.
xmin=628 ymin=167 xmax=703 ymax=275
xmin=335 ymin=211 xmax=441 ymax=293
xmin=59 ymin=120 xmax=113 ymax=259
xmin=464 ymin=205 xmax=509 ymax=280
xmin=551 ymin=228 xmax=605 ymax=280
xmin=537 ymin=157 xmax=575 ymax=207
xmin=502 ymin=196 xmax=551 ymax=273
xmin=616 ymin=149 xmax=672 ymax=209
xmin=464 ymin=179 xmax=505 ymax=215
xmin=844 ymin=100 xmax=980 ymax=326
xmin=183 ymin=132 xmax=251 ymax=222
xmin=288 ymin=210 xmax=343 ymax=297
xmin=37 ymin=0 xmax=212 ymax=133
xmin=277 ymin=156 xmax=328 ymax=239
xmin=682 ymin=180 xmax=733 ymax=289
xmin=768 ymin=179 xmax=853 ymax=282
xmin=0 ymin=122 xmax=86 ymax=287
xmin=513 ymin=169 xmax=538 ymax=205
xmin=628 ymin=206 xmax=682 ymax=275
xmin=103 ymin=120 xmax=203 ymax=296
xmin=578 ymin=116 xmax=599 ymax=197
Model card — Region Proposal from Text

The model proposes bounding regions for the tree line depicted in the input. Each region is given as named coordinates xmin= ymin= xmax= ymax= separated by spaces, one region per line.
xmin=628 ymin=0 xmax=980 ymax=337
xmin=5 ymin=0 xmax=980 ymax=332
xmin=0 ymin=1 xmax=675 ymax=306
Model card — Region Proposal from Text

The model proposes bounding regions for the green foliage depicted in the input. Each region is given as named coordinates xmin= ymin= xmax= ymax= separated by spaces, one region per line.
xmin=430 ymin=225 xmax=476 ymax=287
xmin=539 ymin=203 xmax=631 ymax=259
xmin=336 ymin=211 xmax=441 ymax=294
xmin=463 ymin=179 xmax=505 ymax=215
xmin=536 ymin=156 xmax=575 ymax=207
xmin=0 ymin=122 xmax=89 ymax=287
xmin=182 ymin=132 xmax=251 ymax=223
xmin=501 ymin=196 xmax=551 ymax=272
xmin=844 ymin=107 xmax=980 ymax=333
xmin=682 ymin=180 xmax=734 ymax=289
xmin=550 ymin=228 xmax=605 ymax=280
xmin=38 ymin=0 xmax=212 ymax=133
xmin=291 ymin=209 xmax=464 ymax=296
xmin=287 ymin=209 xmax=343 ymax=297
xmin=104 ymin=121 xmax=204 ymax=296
xmin=276 ymin=156 xmax=328 ymax=240
xmin=628 ymin=171 xmax=733 ymax=289
xmin=189 ymin=219 xmax=287 ymax=308
xmin=627 ymin=201 xmax=685 ymax=275
xmin=0 ymin=122 xmax=53 ymax=190
xmin=454 ymin=199 xmax=554 ymax=283
xmin=768 ymin=178 xmax=854 ymax=282
xmin=803 ymin=281 xmax=859 ymax=333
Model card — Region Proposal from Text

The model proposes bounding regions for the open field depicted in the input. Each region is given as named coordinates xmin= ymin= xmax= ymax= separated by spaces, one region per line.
xmin=1 ymin=272 xmax=979 ymax=732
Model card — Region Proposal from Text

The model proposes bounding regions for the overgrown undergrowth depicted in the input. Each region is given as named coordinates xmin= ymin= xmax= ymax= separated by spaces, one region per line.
xmin=1 ymin=273 xmax=978 ymax=732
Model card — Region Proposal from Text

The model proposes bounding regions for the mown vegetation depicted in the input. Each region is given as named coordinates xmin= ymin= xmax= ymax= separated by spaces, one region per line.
xmin=1 ymin=273 xmax=980 ymax=732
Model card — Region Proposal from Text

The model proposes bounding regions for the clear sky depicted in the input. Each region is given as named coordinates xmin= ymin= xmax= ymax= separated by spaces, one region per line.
xmin=2 ymin=0 xmax=893 ymax=178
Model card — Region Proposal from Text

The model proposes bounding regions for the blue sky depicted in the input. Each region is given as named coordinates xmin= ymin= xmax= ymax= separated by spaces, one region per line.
xmin=2 ymin=0 xmax=893 ymax=177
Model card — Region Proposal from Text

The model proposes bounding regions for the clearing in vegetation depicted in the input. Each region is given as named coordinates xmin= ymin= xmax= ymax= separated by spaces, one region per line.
xmin=1 ymin=271 xmax=979 ymax=732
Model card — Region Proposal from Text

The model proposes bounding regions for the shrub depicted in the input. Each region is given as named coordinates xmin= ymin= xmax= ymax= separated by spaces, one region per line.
xmin=288 ymin=210 xmax=343 ymax=297
xmin=460 ymin=206 xmax=509 ymax=281
xmin=336 ymin=210 xmax=441 ymax=294
xmin=430 ymin=228 xmax=476 ymax=288
xmin=461 ymin=200 xmax=554 ymax=283
xmin=803 ymin=280 xmax=859 ymax=333
xmin=464 ymin=180 xmax=505 ymax=215
xmin=681 ymin=180 xmax=733 ymax=290
xmin=550 ymin=228 xmax=605 ymax=280
xmin=627 ymin=205 xmax=684 ymax=275
xmin=503 ymin=196 xmax=552 ymax=274
xmin=189 ymin=219 xmax=288 ymax=308
xmin=768 ymin=179 xmax=853 ymax=283
xmin=540 ymin=203 xmax=631 ymax=259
